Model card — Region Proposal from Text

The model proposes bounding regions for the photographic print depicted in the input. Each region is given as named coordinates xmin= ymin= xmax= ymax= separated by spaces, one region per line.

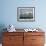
xmin=17 ymin=7 xmax=35 ymax=22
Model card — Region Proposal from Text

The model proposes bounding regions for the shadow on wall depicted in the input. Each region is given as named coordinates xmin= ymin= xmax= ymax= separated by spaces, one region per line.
xmin=0 ymin=24 xmax=7 ymax=43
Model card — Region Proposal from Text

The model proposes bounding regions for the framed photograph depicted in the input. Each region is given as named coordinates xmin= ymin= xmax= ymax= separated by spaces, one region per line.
xmin=17 ymin=7 xmax=35 ymax=22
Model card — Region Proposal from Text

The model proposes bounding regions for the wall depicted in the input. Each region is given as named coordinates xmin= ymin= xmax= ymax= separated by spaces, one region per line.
xmin=0 ymin=0 xmax=46 ymax=31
